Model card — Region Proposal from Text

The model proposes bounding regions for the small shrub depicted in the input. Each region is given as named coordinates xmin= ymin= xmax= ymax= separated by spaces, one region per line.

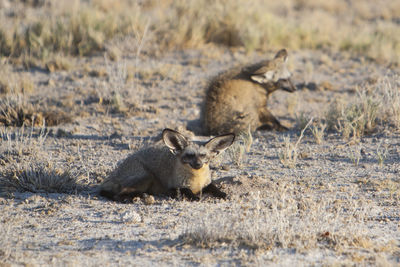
xmin=376 ymin=141 xmax=388 ymax=167
xmin=348 ymin=145 xmax=362 ymax=166
xmin=0 ymin=123 xmax=48 ymax=157
xmin=325 ymin=74 xmax=399 ymax=139
xmin=0 ymin=95 xmax=72 ymax=127
xmin=379 ymin=74 xmax=400 ymax=130
xmin=311 ymin=121 xmax=326 ymax=144
xmin=0 ymin=68 xmax=35 ymax=95
xmin=295 ymin=112 xmax=313 ymax=131
xmin=224 ymin=126 xmax=252 ymax=167
xmin=0 ymin=95 xmax=39 ymax=127
xmin=0 ymin=161 xmax=82 ymax=193
xmin=326 ymin=86 xmax=381 ymax=140
xmin=279 ymin=118 xmax=313 ymax=168
xmin=45 ymin=54 xmax=72 ymax=72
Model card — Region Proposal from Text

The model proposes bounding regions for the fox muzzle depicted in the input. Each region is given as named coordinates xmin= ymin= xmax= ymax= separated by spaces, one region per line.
xmin=279 ymin=78 xmax=296 ymax=92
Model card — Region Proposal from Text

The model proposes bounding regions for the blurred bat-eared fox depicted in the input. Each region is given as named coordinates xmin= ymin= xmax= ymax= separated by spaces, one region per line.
xmin=202 ymin=49 xmax=296 ymax=135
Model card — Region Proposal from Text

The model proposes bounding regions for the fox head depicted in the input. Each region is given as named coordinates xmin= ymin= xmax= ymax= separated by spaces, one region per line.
xmin=163 ymin=129 xmax=235 ymax=170
xmin=248 ymin=49 xmax=296 ymax=94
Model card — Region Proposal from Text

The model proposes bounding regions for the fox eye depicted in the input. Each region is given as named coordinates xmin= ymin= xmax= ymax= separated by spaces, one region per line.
xmin=182 ymin=153 xmax=195 ymax=162
xmin=198 ymin=153 xmax=209 ymax=163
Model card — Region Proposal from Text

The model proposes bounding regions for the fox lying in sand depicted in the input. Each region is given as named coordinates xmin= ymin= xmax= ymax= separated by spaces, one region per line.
xmin=202 ymin=49 xmax=296 ymax=135
xmin=99 ymin=129 xmax=235 ymax=201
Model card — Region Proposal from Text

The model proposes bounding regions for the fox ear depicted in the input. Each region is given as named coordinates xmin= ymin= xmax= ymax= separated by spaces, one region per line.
xmin=274 ymin=49 xmax=288 ymax=62
xmin=251 ymin=70 xmax=275 ymax=84
xmin=205 ymin=133 xmax=235 ymax=155
xmin=251 ymin=49 xmax=290 ymax=84
xmin=163 ymin=129 xmax=189 ymax=152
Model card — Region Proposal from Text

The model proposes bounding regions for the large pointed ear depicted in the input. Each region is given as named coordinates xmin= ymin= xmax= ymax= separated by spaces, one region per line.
xmin=274 ymin=48 xmax=288 ymax=62
xmin=162 ymin=129 xmax=189 ymax=153
xmin=251 ymin=49 xmax=289 ymax=84
xmin=205 ymin=133 xmax=235 ymax=155
xmin=251 ymin=69 xmax=275 ymax=84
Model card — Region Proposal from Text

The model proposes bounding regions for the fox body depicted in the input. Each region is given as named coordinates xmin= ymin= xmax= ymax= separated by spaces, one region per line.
xmin=202 ymin=49 xmax=296 ymax=135
xmin=99 ymin=129 xmax=235 ymax=201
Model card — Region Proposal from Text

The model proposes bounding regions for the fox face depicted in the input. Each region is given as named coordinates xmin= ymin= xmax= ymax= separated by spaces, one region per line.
xmin=246 ymin=49 xmax=296 ymax=94
xmin=180 ymin=147 xmax=210 ymax=170
xmin=162 ymin=128 xmax=235 ymax=198
xmin=163 ymin=129 xmax=235 ymax=170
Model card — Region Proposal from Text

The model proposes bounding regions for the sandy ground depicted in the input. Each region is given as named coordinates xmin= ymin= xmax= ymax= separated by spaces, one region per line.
xmin=0 ymin=42 xmax=399 ymax=266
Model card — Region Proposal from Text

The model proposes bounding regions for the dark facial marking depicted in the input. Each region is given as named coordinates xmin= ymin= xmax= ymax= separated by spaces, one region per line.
xmin=277 ymin=78 xmax=296 ymax=92
xmin=181 ymin=152 xmax=205 ymax=170
xmin=190 ymin=159 xmax=203 ymax=170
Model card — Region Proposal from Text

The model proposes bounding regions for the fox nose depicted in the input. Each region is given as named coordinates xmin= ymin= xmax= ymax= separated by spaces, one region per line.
xmin=191 ymin=160 xmax=203 ymax=170
xmin=281 ymin=78 xmax=296 ymax=92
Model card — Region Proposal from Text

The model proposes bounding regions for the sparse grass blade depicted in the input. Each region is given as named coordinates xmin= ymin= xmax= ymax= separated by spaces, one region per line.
xmin=279 ymin=118 xmax=313 ymax=168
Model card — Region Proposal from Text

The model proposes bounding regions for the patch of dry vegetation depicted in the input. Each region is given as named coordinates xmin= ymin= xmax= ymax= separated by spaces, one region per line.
xmin=0 ymin=63 xmax=74 ymax=127
xmin=0 ymin=124 xmax=84 ymax=194
xmin=0 ymin=65 xmax=34 ymax=95
xmin=180 ymin=180 xmax=395 ymax=264
xmin=1 ymin=0 xmax=399 ymax=65
xmin=0 ymin=0 xmax=143 ymax=60
xmin=87 ymin=56 xmax=146 ymax=116
xmin=379 ymin=74 xmax=400 ymax=129
xmin=310 ymin=121 xmax=326 ymax=144
xmin=283 ymin=74 xmax=399 ymax=169
xmin=279 ymin=118 xmax=312 ymax=168
xmin=0 ymin=94 xmax=72 ymax=127
xmin=0 ymin=161 xmax=80 ymax=194
xmin=0 ymin=123 xmax=47 ymax=158
xmin=223 ymin=127 xmax=252 ymax=167
xmin=325 ymin=73 xmax=400 ymax=140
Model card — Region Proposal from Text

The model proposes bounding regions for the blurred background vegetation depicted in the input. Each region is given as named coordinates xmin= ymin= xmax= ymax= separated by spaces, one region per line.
xmin=0 ymin=0 xmax=399 ymax=66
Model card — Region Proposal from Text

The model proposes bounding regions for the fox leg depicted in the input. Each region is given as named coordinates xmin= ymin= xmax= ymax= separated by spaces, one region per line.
xmin=258 ymin=107 xmax=288 ymax=131
xmin=99 ymin=174 xmax=154 ymax=202
xmin=99 ymin=187 xmax=142 ymax=202
xmin=202 ymin=183 xmax=227 ymax=199
xmin=116 ymin=186 xmax=147 ymax=202
xmin=167 ymin=188 xmax=200 ymax=201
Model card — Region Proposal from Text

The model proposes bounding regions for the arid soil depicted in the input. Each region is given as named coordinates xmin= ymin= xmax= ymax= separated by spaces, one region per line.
xmin=0 ymin=41 xmax=399 ymax=266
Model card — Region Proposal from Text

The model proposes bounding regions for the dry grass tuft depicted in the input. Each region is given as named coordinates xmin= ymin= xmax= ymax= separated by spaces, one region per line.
xmin=41 ymin=109 xmax=73 ymax=126
xmin=0 ymin=95 xmax=41 ymax=127
xmin=375 ymin=141 xmax=388 ymax=167
xmin=92 ymin=24 xmax=149 ymax=115
xmin=295 ymin=112 xmax=313 ymax=130
xmin=0 ymin=95 xmax=72 ymax=127
xmin=45 ymin=54 xmax=72 ymax=72
xmin=0 ymin=123 xmax=47 ymax=157
xmin=325 ymin=73 xmax=400 ymax=139
xmin=0 ymin=161 xmax=82 ymax=194
xmin=379 ymin=74 xmax=400 ymax=130
xmin=0 ymin=67 xmax=35 ymax=95
xmin=348 ymin=145 xmax=362 ymax=166
xmin=224 ymin=126 xmax=252 ymax=167
xmin=310 ymin=121 xmax=326 ymax=144
xmin=279 ymin=118 xmax=313 ymax=168
xmin=92 ymin=57 xmax=131 ymax=115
